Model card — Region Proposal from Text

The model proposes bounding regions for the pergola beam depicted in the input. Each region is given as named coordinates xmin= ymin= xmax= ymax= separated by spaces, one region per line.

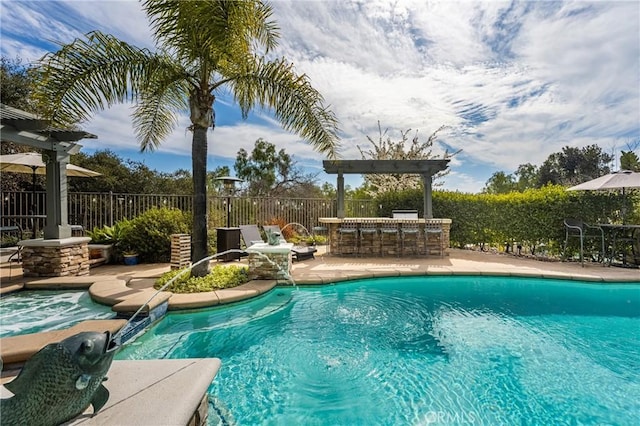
xmin=323 ymin=159 xmax=450 ymax=174
xmin=323 ymin=159 xmax=450 ymax=219
xmin=1 ymin=104 xmax=96 ymax=239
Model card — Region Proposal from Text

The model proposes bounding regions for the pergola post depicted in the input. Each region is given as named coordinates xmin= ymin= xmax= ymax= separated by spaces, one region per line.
xmin=337 ymin=172 xmax=345 ymax=218
xmin=43 ymin=150 xmax=72 ymax=239
xmin=422 ymin=174 xmax=433 ymax=219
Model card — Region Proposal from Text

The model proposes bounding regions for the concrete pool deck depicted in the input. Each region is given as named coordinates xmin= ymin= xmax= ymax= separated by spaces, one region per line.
xmin=1 ymin=247 xmax=638 ymax=425
xmin=2 ymin=247 xmax=639 ymax=299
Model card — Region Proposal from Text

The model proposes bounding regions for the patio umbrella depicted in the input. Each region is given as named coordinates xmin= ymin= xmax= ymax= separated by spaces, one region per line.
xmin=0 ymin=152 xmax=101 ymax=234
xmin=567 ymin=170 xmax=640 ymax=191
xmin=0 ymin=152 xmax=102 ymax=179
xmin=568 ymin=170 xmax=640 ymax=223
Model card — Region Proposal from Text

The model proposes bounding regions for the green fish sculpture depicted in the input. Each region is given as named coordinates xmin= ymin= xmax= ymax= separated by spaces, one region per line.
xmin=1 ymin=331 xmax=116 ymax=426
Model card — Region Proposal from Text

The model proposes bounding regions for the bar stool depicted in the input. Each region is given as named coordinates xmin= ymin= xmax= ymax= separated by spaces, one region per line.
xmin=358 ymin=219 xmax=378 ymax=256
xmin=337 ymin=219 xmax=358 ymax=256
xmin=380 ymin=219 xmax=399 ymax=256
xmin=400 ymin=220 xmax=421 ymax=256
xmin=424 ymin=220 xmax=444 ymax=257
xmin=312 ymin=224 xmax=329 ymax=253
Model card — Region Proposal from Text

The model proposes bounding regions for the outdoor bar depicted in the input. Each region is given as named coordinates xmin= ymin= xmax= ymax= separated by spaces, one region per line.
xmin=319 ymin=217 xmax=452 ymax=256
xmin=322 ymin=159 xmax=452 ymax=256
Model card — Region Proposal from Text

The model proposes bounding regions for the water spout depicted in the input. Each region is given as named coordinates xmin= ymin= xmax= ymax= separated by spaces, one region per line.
xmin=111 ymin=248 xmax=295 ymax=345
xmin=280 ymin=222 xmax=312 ymax=238
xmin=111 ymin=249 xmax=247 ymax=345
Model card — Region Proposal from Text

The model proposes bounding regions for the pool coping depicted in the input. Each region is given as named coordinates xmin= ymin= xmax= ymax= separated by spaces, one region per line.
xmin=2 ymin=248 xmax=639 ymax=310
xmin=1 ymin=358 xmax=221 ymax=426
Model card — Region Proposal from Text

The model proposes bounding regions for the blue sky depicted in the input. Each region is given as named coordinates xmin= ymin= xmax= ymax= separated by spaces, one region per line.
xmin=1 ymin=0 xmax=638 ymax=193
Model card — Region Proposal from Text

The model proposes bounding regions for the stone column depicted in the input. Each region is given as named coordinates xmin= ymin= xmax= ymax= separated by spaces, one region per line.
xmin=246 ymin=243 xmax=293 ymax=282
xmin=20 ymin=237 xmax=91 ymax=277
xmin=43 ymin=150 xmax=72 ymax=239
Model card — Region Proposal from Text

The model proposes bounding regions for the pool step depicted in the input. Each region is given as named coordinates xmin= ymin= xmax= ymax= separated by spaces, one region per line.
xmin=0 ymin=319 xmax=127 ymax=369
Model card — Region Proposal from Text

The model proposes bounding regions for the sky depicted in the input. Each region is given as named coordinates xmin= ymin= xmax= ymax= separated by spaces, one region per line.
xmin=1 ymin=0 xmax=638 ymax=193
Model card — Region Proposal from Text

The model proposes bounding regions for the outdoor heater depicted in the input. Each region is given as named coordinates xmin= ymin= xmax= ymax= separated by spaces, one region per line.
xmin=215 ymin=176 xmax=243 ymax=227
xmin=214 ymin=176 xmax=243 ymax=261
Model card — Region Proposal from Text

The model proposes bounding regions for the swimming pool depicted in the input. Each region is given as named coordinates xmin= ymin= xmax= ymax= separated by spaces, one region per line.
xmin=0 ymin=290 xmax=115 ymax=338
xmin=117 ymin=276 xmax=640 ymax=425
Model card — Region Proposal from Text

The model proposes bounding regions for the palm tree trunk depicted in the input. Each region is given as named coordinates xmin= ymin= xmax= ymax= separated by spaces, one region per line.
xmin=191 ymin=125 xmax=209 ymax=276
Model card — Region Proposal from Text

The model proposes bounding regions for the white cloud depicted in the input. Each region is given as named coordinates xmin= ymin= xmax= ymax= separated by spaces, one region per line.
xmin=1 ymin=0 xmax=637 ymax=193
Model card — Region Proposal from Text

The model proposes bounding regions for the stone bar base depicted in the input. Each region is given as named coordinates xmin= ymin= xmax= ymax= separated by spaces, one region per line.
xmin=247 ymin=242 xmax=293 ymax=281
xmin=19 ymin=237 xmax=91 ymax=277
xmin=320 ymin=218 xmax=452 ymax=257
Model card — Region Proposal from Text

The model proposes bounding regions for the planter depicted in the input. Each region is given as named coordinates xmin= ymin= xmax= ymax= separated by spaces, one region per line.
xmin=88 ymin=244 xmax=113 ymax=262
xmin=123 ymin=254 xmax=139 ymax=265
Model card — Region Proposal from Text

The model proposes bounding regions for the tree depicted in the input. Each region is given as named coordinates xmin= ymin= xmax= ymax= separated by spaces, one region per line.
xmin=36 ymin=0 xmax=340 ymax=276
xmin=357 ymin=122 xmax=456 ymax=197
xmin=206 ymin=166 xmax=231 ymax=194
xmin=482 ymin=171 xmax=516 ymax=194
xmin=234 ymin=138 xmax=319 ymax=197
xmin=0 ymin=56 xmax=40 ymax=113
xmin=537 ymin=145 xmax=612 ymax=187
xmin=620 ymin=140 xmax=640 ymax=172
xmin=514 ymin=163 xmax=538 ymax=192
xmin=1 ymin=56 xmax=45 ymax=192
xmin=71 ymin=150 xmax=194 ymax=194
xmin=620 ymin=151 xmax=640 ymax=172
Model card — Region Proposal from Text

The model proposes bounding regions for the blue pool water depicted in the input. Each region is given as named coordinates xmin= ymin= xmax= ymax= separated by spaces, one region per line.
xmin=117 ymin=276 xmax=640 ymax=425
xmin=0 ymin=290 xmax=115 ymax=338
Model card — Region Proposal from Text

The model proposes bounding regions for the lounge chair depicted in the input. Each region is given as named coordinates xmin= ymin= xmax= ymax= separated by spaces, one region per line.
xmin=263 ymin=225 xmax=317 ymax=261
xmin=239 ymin=224 xmax=266 ymax=248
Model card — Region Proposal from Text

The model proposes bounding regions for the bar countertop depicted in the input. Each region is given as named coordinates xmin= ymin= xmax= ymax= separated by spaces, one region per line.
xmin=318 ymin=217 xmax=452 ymax=223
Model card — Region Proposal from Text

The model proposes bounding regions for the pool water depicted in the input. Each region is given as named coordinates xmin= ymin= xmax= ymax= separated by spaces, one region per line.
xmin=0 ymin=290 xmax=115 ymax=338
xmin=117 ymin=276 xmax=640 ymax=425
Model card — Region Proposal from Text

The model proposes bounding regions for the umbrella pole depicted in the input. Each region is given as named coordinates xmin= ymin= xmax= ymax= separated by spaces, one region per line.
xmin=622 ymin=187 xmax=626 ymax=225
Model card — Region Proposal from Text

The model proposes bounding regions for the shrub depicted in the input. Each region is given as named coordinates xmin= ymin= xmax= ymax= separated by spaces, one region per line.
xmin=87 ymin=222 xmax=127 ymax=246
xmin=119 ymin=207 xmax=190 ymax=263
xmin=154 ymin=264 xmax=249 ymax=293
xmin=267 ymin=217 xmax=295 ymax=240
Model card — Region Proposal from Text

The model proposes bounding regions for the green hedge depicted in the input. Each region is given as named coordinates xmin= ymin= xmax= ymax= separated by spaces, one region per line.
xmin=376 ymin=185 xmax=637 ymax=254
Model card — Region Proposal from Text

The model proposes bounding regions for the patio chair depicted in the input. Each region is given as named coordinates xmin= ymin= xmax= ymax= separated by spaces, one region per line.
xmin=424 ymin=220 xmax=444 ymax=257
xmin=563 ymin=219 xmax=604 ymax=267
xmin=337 ymin=219 xmax=359 ymax=256
xmin=263 ymin=225 xmax=317 ymax=261
xmin=239 ymin=224 xmax=265 ymax=248
xmin=380 ymin=219 xmax=399 ymax=257
xmin=358 ymin=219 xmax=378 ymax=257
xmin=400 ymin=220 xmax=421 ymax=256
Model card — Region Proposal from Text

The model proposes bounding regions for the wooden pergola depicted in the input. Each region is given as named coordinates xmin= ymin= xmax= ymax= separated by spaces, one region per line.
xmin=0 ymin=103 xmax=97 ymax=239
xmin=323 ymin=159 xmax=450 ymax=218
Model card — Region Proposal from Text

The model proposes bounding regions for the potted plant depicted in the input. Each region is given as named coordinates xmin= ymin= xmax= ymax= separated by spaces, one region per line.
xmin=87 ymin=224 xmax=118 ymax=263
xmin=122 ymin=248 xmax=139 ymax=265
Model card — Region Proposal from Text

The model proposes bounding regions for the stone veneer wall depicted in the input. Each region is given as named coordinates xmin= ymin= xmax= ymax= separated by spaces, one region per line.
xmin=20 ymin=237 xmax=90 ymax=277
xmin=328 ymin=221 xmax=451 ymax=257
xmin=248 ymin=251 xmax=291 ymax=280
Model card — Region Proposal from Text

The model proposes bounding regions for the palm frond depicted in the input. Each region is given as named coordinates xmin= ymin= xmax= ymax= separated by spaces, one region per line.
xmin=143 ymin=0 xmax=279 ymax=65
xmin=224 ymin=57 xmax=340 ymax=159
xmin=133 ymin=76 xmax=190 ymax=152
xmin=36 ymin=31 xmax=176 ymax=127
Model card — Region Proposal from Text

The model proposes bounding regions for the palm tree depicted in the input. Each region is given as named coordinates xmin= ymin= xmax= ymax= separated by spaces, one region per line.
xmin=36 ymin=0 xmax=340 ymax=276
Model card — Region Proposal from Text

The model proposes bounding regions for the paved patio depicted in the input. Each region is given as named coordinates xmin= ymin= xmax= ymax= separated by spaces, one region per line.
xmin=2 ymin=247 xmax=639 ymax=295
